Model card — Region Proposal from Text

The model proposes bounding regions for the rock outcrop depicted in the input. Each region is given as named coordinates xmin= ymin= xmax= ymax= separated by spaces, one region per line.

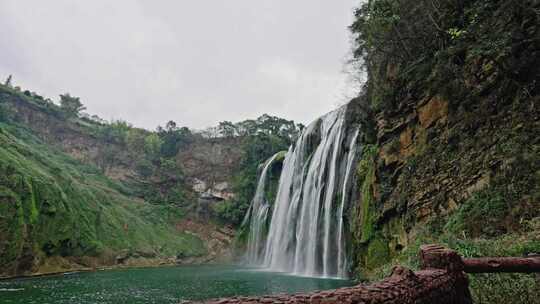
xmin=347 ymin=76 xmax=539 ymax=276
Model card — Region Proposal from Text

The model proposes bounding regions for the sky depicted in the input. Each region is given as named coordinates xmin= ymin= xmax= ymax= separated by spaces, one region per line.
xmin=0 ymin=1 xmax=361 ymax=130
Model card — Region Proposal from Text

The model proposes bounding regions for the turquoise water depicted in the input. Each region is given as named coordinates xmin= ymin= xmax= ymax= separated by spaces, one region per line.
xmin=0 ymin=265 xmax=353 ymax=303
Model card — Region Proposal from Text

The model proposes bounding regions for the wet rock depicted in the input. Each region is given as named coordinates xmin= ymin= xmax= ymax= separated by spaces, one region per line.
xmin=417 ymin=96 xmax=448 ymax=129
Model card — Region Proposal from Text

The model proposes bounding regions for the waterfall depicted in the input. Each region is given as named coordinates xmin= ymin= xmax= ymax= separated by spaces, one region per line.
xmin=253 ymin=106 xmax=359 ymax=278
xmin=243 ymin=152 xmax=282 ymax=265
xmin=336 ymin=128 xmax=359 ymax=278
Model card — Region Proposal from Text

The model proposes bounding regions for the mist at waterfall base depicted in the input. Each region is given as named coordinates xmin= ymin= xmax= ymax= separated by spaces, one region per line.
xmin=243 ymin=106 xmax=360 ymax=279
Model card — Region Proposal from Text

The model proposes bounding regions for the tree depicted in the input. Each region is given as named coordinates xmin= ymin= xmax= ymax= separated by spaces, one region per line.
xmin=90 ymin=115 xmax=106 ymax=124
xmin=219 ymin=114 xmax=301 ymax=142
xmin=4 ymin=75 xmax=12 ymax=87
xmin=59 ymin=93 xmax=86 ymax=117
xmin=201 ymin=126 xmax=220 ymax=139
xmin=126 ymin=128 xmax=148 ymax=153
xmin=218 ymin=121 xmax=237 ymax=137
xmin=236 ymin=119 xmax=257 ymax=136
xmin=157 ymin=121 xmax=193 ymax=157
xmin=350 ymin=0 xmax=540 ymax=111
xmin=100 ymin=120 xmax=131 ymax=144
xmin=144 ymin=133 xmax=163 ymax=160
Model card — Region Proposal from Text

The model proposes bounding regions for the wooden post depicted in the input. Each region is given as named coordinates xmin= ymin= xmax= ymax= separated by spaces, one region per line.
xmin=419 ymin=244 xmax=465 ymax=272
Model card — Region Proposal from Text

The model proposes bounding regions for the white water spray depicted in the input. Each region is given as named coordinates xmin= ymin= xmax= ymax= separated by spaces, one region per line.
xmin=243 ymin=152 xmax=282 ymax=265
xmin=245 ymin=106 xmax=359 ymax=278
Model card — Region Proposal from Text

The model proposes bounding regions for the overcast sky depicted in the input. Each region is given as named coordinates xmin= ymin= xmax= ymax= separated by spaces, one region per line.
xmin=0 ymin=1 xmax=360 ymax=129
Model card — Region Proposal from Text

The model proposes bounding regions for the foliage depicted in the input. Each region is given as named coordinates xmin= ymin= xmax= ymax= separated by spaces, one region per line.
xmin=217 ymin=121 xmax=236 ymax=137
xmin=59 ymin=93 xmax=86 ymax=117
xmin=215 ymin=133 xmax=291 ymax=225
xmin=157 ymin=120 xmax=193 ymax=158
xmin=159 ymin=157 xmax=183 ymax=177
xmin=351 ymin=0 xmax=540 ymax=110
xmin=445 ymin=224 xmax=540 ymax=304
xmin=99 ymin=120 xmax=131 ymax=144
xmin=0 ymin=125 xmax=205 ymax=274
xmin=468 ymin=272 xmax=540 ymax=304
xmin=144 ymin=133 xmax=163 ymax=160
xmin=217 ymin=114 xmax=304 ymax=140
xmin=353 ymin=145 xmax=378 ymax=244
xmin=213 ymin=200 xmax=246 ymax=226
xmin=135 ymin=159 xmax=154 ymax=178
xmin=365 ymin=235 xmax=390 ymax=269
xmin=0 ymin=103 xmax=10 ymax=122
xmin=361 ymin=218 xmax=540 ymax=303
xmin=125 ymin=128 xmax=149 ymax=153
xmin=445 ymin=188 xmax=509 ymax=237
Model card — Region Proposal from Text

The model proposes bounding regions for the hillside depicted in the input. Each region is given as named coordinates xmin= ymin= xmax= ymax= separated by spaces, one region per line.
xmin=0 ymin=114 xmax=207 ymax=277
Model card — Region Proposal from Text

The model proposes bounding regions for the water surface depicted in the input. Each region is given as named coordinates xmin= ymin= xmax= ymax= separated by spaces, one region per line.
xmin=0 ymin=265 xmax=353 ymax=304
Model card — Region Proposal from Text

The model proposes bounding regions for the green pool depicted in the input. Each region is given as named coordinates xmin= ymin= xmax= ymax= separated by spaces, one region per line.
xmin=0 ymin=265 xmax=353 ymax=303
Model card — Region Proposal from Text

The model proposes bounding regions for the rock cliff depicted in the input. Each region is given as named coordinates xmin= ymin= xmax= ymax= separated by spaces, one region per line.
xmin=0 ymin=86 xmax=241 ymax=277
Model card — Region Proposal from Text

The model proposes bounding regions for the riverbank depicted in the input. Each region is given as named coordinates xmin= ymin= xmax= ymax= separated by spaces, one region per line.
xmin=0 ymin=248 xmax=232 ymax=281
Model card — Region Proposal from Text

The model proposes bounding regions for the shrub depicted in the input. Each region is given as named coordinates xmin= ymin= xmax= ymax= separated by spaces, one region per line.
xmin=135 ymin=159 xmax=154 ymax=178
xmin=445 ymin=188 xmax=509 ymax=237
xmin=0 ymin=103 xmax=10 ymax=122
xmin=59 ymin=93 xmax=86 ymax=117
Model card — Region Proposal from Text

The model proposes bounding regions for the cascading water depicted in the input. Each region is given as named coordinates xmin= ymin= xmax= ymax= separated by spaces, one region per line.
xmin=243 ymin=152 xmax=282 ymax=265
xmin=336 ymin=128 xmax=359 ymax=278
xmin=244 ymin=106 xmax=360 ymax=278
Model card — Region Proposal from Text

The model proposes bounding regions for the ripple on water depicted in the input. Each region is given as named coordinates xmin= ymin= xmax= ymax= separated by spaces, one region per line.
xmin=0 ymin=265 xmax=353 ymax=304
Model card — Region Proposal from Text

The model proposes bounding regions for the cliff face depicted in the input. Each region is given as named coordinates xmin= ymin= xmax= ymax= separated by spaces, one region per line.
xmin=0 ymin=123 xmax=211 ymax=278
xmin=349 ymin=88 xmax=539 ymax=272
xmin=177 ymin=137 xmax=243 ymax=201
xmin=7 ymin=91 xmax=243 ymax=197
xmin=347 ymin=1 xmax=539 ymax=300
xmin=376 ymin=95 xmax=537 ymax=232
xmin=0 ymin=87 xmax=241 ymax=277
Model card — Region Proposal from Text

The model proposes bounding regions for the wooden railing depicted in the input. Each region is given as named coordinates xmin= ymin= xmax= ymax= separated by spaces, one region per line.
xmin=190 ymin=244 xmax=540 ymax=304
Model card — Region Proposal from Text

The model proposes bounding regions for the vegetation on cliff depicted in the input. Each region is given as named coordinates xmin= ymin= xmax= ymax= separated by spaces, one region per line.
xmin=0 ymin=113 xmax=205 ymax=277
xmin=0 ymin=84 xmax=210 ymax=276
xmin=349 ymin=0 xmax=539 ymax=302
xmin=212 ymin=116 xmax=301 ymax=225
xmin=351 ymin=0 xmax=539 ymax=111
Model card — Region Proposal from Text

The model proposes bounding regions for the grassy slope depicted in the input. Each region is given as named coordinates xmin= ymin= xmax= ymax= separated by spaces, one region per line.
xmin=0 ymin=122 xmax=205 ymax=277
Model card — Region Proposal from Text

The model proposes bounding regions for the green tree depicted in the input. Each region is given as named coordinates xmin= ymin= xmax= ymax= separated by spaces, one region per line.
xmin=218 ymin=114 xmax=302 ymax=142
xmin=59 ymin=93 xmax=86 ymax=117
xmin=126 ymin=128 xmax=148 ymax=153
xmin=218 ymin=121 xmax=237 ymax=137
xmin=157 ymin=121 xmax=193 ymax=158
xmin=217 ymin=132 xmax=290 ymax=225
xmin=350 ymin=0 xmax=540 ymax=110
xmin=100 ymin=120 xmax=131 ymax=144
xmin=144 ymin=133 xmax=163 ymax=160
xmin=135 ymin=158 xmax=154 ymax=177
xmin=159 ymin=157 xmax=183 ymax=178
